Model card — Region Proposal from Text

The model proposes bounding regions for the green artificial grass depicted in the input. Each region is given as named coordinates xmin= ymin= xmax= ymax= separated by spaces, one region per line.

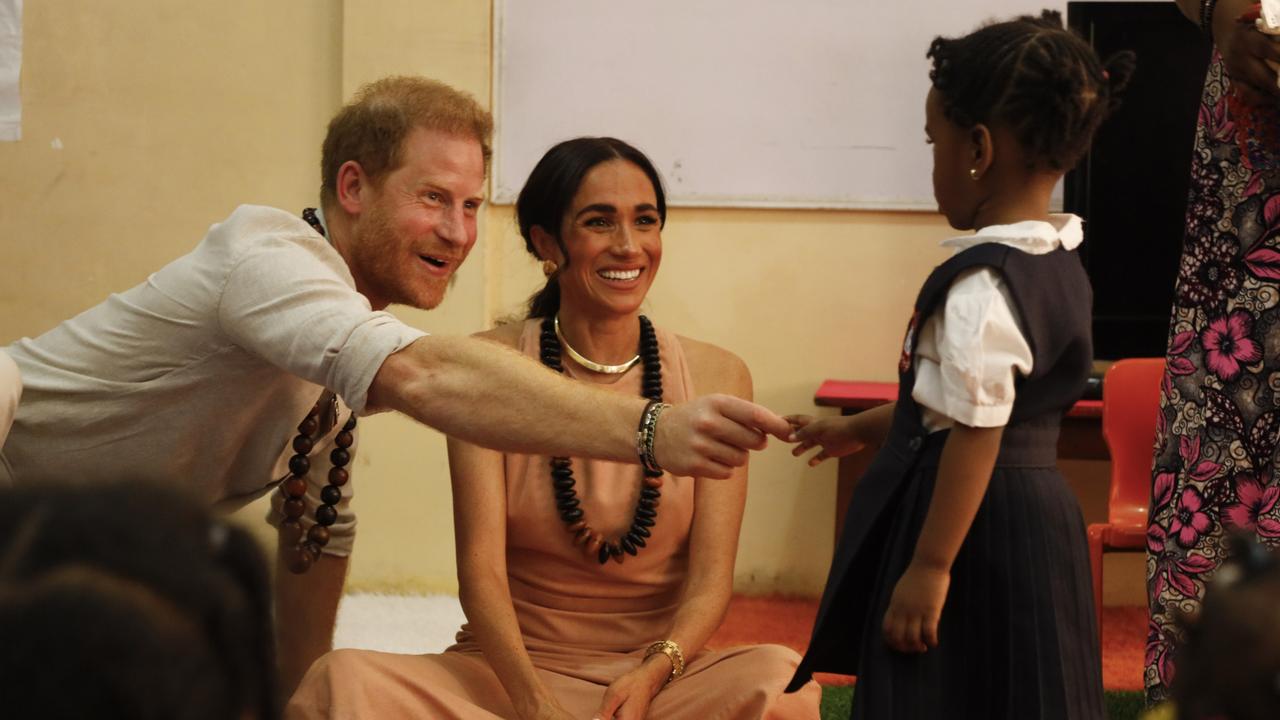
xmin=819 ymin=686 xmax=853 ymax=718
xmin=1105 ymin=691 xmax=1147 ymax=720
xmin=818 ymin=687 xmax=1147 ymax=719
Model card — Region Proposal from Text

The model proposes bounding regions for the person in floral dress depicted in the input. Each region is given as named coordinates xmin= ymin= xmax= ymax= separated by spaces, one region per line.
xmin=1148 ymin=0 xmax=1280 ymax=703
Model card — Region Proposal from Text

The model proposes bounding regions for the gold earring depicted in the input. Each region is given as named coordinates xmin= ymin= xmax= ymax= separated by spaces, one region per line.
xmin=969 ymin=168 xmax=980 ymax=180
xmin=541 ymin=259 xmax=558 ymax=277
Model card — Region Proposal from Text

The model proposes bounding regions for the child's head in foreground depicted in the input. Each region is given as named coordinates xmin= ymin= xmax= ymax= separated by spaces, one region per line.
xmin=1173 ymin=535 xmax=1280 ymax=720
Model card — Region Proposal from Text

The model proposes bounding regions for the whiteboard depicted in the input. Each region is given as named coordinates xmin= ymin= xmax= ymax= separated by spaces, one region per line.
xmin=493 ymin=0 xmax=1154 ymax=210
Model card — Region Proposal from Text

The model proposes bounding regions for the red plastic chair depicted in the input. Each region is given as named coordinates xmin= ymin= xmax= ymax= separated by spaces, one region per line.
xmin=1088 ymin=358 xmax=1164 ymax=640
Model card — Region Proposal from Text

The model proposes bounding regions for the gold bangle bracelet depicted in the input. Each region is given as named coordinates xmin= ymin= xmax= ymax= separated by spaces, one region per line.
xmin=644 ymin=639 xmax=685 ymax=683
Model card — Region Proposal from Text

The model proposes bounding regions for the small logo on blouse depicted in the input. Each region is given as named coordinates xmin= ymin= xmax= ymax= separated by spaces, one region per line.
xmin=899 ymin=310 xmax=919 ymax=375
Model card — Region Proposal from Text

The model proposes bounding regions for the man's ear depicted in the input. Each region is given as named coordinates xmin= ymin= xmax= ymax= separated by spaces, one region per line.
xmin=970 ymin=123 xmax=995 ymax=179
xmin=530 ymin=225 xmax=564 ymax=264
xmin=335 ymin=160 xmax=368 ymax=215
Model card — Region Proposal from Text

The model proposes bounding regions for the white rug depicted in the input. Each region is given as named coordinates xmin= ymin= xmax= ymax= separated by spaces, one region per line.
xmin=332 ymin=593 xmax=467 ymax=655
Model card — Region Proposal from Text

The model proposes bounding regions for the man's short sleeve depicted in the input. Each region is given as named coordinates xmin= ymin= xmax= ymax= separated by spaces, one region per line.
xmin=216 ymin=231 xmax=425 ymax=414
xmin=0 ymin=350 xmax=21 ymax=447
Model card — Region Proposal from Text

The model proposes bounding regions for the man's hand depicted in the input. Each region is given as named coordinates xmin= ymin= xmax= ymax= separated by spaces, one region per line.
xmin=593 ymin=656 xmax=670 ymax=720
xmin=652 ymin=394 xmax=791 ymax=478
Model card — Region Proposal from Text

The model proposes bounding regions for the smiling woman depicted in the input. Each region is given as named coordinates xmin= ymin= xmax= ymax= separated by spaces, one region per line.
xmin=517 ymin=138 xmax=667 ymax=324
xmin=286 ymin=138 xmax=822 ymax=719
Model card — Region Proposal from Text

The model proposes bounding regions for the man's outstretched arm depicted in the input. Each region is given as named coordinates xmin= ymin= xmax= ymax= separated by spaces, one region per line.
xmin=366 ymin=335 xmax=791 ymax=478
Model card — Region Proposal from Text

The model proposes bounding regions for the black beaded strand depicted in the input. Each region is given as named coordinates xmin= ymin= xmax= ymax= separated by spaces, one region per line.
xmin=540 ymin=315 xmax=663 ymax=565
xmin=280 ymin=211 xmax=354 ymax=573
xmin=281 ymin=405 xmax=356 ymax=574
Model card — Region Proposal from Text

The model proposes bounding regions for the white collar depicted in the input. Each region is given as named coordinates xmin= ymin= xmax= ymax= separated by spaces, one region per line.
xmin=940 ymin=213 xmax=1083 ymax=254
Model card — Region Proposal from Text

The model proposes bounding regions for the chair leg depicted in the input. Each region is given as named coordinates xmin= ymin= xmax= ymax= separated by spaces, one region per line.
xmin=1086 ymin=524 xmax=1105 ymax=645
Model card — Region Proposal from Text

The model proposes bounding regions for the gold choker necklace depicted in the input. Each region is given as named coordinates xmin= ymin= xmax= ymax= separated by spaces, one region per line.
xmin=554 ymin=315 xmax=642 ymax=374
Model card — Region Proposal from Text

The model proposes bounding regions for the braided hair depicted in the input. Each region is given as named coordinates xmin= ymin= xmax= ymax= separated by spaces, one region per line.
xmin=927 ymin=9 xmax=1135 ymax=171
xmin=0 ymin=482 xmax=279 ymax=720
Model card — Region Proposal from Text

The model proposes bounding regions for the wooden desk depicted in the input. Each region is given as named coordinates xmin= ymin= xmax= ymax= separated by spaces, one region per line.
xmin=816 ymin=380 xmax=1107 ymax=543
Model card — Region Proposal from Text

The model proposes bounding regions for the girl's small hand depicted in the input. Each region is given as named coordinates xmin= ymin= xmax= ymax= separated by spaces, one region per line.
xmin=787 ymin=414 xmax=866 ymax=466
xmin=592 ymin=656 xmax=669 ymax=720
xmin=882 ymin=562 xmax=950 ymax=654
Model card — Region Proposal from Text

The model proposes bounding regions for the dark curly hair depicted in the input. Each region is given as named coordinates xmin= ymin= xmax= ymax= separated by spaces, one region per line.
xmin=927 ymin=9 xmax=1135 ymax=171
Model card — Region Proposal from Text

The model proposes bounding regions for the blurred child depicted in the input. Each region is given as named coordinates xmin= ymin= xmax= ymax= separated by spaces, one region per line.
xmin=1166 ymin=535 xmax=1280 ymax=720
xmin=0 ymin=482 xmax=279 ymax=720
xmin=784 ymin=11 xmax=1133 ymax=719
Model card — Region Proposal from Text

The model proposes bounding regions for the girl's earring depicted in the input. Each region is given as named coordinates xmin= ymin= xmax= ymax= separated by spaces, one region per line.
xmin=541 ymin=259 xmax=558 ymax=277
xmin=969 ymin=168 xmax=980 ymax=181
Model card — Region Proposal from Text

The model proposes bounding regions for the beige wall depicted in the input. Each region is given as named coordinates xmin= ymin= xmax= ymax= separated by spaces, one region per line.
xmin=0 ymin=1 xmax=1144 ymax=603
xmin=0 ymin=1 xmax=343 ymax=335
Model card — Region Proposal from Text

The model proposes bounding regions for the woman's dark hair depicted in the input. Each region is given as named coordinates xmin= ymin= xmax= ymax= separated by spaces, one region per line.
xmin=0 ymin=482 xmax=279 ymax=720
xmin=1173 ymin=535 xmax=1280 ymax=720
xmin=515 ymin=137 xmax=667 ymax=318
xmin=926 ymin=9 xmax=1136 ymax=171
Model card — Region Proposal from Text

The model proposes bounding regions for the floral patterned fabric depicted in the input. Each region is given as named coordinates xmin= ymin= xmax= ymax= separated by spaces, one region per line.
xmin=1148 ymin=54 xmax=1280 ymax=702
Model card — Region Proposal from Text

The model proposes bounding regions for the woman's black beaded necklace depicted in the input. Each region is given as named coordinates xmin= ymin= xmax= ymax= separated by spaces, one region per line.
xmin=539 ymin=314 xmax=663 ymax=565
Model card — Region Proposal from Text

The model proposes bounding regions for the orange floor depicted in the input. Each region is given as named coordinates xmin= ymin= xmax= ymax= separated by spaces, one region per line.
xmin=707 ymin=596 xmax=1145 ymax=691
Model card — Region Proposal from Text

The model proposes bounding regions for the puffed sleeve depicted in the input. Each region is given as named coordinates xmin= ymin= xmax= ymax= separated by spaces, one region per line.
xmin=216 ymin=233 xmax=425 ymax=414
xmin=912 ymin=267 xmax=1033 ymax=428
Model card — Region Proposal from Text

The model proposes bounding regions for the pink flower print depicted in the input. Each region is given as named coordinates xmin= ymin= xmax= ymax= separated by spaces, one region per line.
xmin=1148 ymin=471 xmax=1177 ymax=557
xmin=1152 ymin=471 xmax=1176 ymax=512
xmin=1169 ymin=486 xmax=1213 ymax=548
xmin=1177 ymin=234 xmax=1239 ymax=308
xmin=1264 ymin=194 xmax=1280 ymax=234
xmin=1147 ymin=519 xmax=1168 ymax=554
xmin=1152 ymin=551 xmax=1214 ymax=599
xmin=1146 ymin=619 xmax=1177 ymax=688
xmin=1201 ymin=310 xmax=1262 ymax=382
xmin=1202 ymin=93 xmax=1235 ymax=145
xmin=1223 ymin=474 xmax=1280 ymax=537
xmin=1179 ymin=435 xmax=1201 ymax=466
xmin=1168 ymin=330 xmax=1196 ymax=357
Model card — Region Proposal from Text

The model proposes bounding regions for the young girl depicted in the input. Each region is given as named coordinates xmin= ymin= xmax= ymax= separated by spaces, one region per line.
xmin=784 ymin=12 xmax=1134 ymax=719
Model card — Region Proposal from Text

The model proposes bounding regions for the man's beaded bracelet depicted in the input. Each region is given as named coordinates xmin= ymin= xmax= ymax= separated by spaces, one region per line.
xmin=636 ymin=400 xmax=670 ymax=474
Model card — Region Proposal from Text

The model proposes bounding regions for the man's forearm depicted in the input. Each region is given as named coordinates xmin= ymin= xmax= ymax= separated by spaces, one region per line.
xmin=275 ymin=549 xmax=348 ymax=699
xmin=370 ymin=335 xmax=643 ymax=462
